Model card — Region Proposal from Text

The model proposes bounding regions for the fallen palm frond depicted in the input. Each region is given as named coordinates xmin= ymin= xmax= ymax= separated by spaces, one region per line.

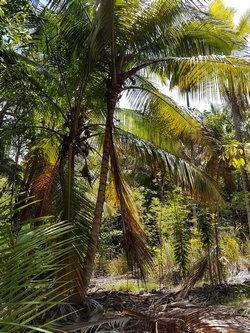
xmin=46 ymin=316 xmax=131 ymax=333
xmin=177 ymin=245 xmax=221 ymax=299
xmin=123 ymin=307 xmax=197 ymax=333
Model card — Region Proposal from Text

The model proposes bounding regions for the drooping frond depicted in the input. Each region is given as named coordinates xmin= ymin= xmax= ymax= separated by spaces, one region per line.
xmin=109 ymin=132 xmax=153 ymax=277
xmin=123 ymin=76 xmax=202 ymax=143
xmin=23 ymin=143 xmax=95 ymax=300
xmin=105 ymin=174 xmax=120 ymax=210
xmin=0 ymin=46 xmax=17 ymax=65
xmin=116 ymin=107 xmax=178 ymax=152
xmin=164 ymin=55 xmax=250 ymax=103
xmin=177 ymin=245 xmax=221 ymax=299
xmin=115 ymin=129 xmax=224 ymax=204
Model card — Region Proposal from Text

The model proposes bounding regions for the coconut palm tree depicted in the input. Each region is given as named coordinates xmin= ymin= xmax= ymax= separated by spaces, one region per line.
xmin=1 ymin=0 xmax=247 ymax=299
xmin=165 ymin=0 xmax=250 ymax=232
xmin=65 ymin=0 xmax=246 ymax=294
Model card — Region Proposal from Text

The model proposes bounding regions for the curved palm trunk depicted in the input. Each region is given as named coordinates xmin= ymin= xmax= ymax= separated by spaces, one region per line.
xmin=231 ymin=97 xmax=250 ymax=234
xmin=81 ymin=86 xmax=119 ymax=297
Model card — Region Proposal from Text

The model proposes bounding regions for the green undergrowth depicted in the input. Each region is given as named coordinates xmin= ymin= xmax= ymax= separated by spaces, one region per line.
xmin=190 ymin=283 xmax=250 ymax=306
xmin=217 ymin=284 xmax=250 ymax=306
xmin=105 ymin=281 xmax=159 ymax=293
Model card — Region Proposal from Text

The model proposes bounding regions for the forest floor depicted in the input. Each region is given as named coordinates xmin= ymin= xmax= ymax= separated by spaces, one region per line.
xmin=82 ymin=273 xmax=250 ymax=333
xmin=50 ymin=273 xmax=250 ymax=332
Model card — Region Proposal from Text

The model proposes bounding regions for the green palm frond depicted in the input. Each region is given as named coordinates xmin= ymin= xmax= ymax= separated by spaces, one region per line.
xmin=0 ymin=198 xmax=79 ymax=332
xmin=84 ymin=0 xmax=222 ymax=73
xmin=165 ymin=55 xmax=250 ymax=101
xmin=23 ymin=143 xmax=96 ymax=300
xmin=123 ymin=77 xmax=201 ymax=143
xmin=209 ymin=0 xmax=250 ymax=43
xmin=87 ymin=0 xmax=114 ymax=62
xmin=116 ymin=107 xmax=206 ymax=186
xmin=0 ymin=46 xmax=17 ymax=65
xmin=30 ymin=6 xmax=89 ymax=94
xmin=0 ymin=158 xmax=26 ymax=189
xmin=236 ymin=10 xmax=250 ymax=40
xmin=116 ymin=107 xmax=178 ymax=151
xmin=115 ymin=129 xmax=223 ymax=204
xmin=209 ymin=0 xmax=235 ymax=28
xmin=0 ymin=55 xmax=65 ymax=123
xmin=126 ymin=0 xmax=183 ymax=57
xmin=178 ymin=14 xmax=241 ymax=55
xmin=128 ymin=0 xmax=233 ymax=58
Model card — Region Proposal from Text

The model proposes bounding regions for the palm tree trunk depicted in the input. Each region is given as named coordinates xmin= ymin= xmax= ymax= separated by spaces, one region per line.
xmin=81 ymin=87 xmax=118 ymax=296
xmin=186 ymin=90 xmax=198 ymax=228
xmin=231 ymin=98 xmax=250 ymax=234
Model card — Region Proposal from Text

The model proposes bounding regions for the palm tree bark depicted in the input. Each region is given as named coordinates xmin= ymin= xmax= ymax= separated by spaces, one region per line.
xmin=81 ymin=85 xmax=119 ymax=296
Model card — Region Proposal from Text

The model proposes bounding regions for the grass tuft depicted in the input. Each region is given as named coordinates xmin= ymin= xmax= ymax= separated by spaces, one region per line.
xmin=105 ymin=281 xmax=159 ymax=293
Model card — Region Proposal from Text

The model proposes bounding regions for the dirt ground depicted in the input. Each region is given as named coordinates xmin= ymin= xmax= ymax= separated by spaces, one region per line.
xmin=46 ymin=274 xmax=250 ymax=332
xmin=82 ymin=275 xmax=250 ymax=333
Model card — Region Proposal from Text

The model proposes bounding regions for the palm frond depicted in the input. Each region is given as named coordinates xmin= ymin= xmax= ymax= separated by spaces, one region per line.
xmin=177 ymin=14 xmax=240 ymax=55
xmin=209 ymin=0 xmax=250 ymax=43
xmin=164 ymin=55 xmax=250 ymax=102
xmin=0 ymin=52 xmax=65 ymax=122
xmin=46 ymin=315 xmax=131 ymax=333
xmin=236 ymin=9 xmax=250 ymax=40
xmin=84 ymin=0 xmax=217 ymax=72
xmin=116 ymin=107 xmax=178 ymax=152
xmin=109 ymin=131 xmax=154 ymax=278
xmin=30 ymin=3 xmax=91 ymax=99
xmin=23 ymin=143 xmax=96 ymax=300
xmin=115 ymin=129 xmax=224 ymax=204
xmin=177 ymin=245 xmax=221 ymax=299
xmin=123 ymin=77 xmax=201 ymax=143
xmin=0 ymin=158 xmax=26 ymax=189
xmin=0 ymin=46 xmax=18 ymax=65
xmin=0 ymin=197 xmax=80 ymax=332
